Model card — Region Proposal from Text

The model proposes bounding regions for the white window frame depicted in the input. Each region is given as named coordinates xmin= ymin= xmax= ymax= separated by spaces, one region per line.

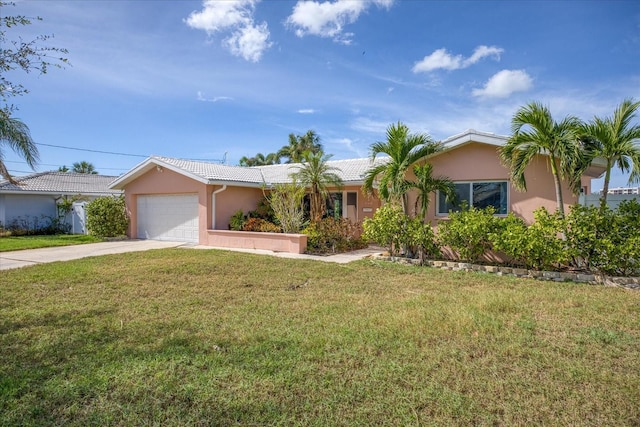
xmin=436 ymin=180 xmax=509 ymax=216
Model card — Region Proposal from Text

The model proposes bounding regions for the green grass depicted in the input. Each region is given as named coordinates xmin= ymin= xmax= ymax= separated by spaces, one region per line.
xmin=0 ymin=234 xmax=103 ymax=252
xmin=1 ymin=249 xmax=639 ymax=426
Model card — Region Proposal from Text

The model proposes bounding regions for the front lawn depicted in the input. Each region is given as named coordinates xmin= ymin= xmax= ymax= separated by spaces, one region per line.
xmin=1 ymin=249 xmax=638 ymax=425
xmin=0 ymin=234 xmax=103 ymax=252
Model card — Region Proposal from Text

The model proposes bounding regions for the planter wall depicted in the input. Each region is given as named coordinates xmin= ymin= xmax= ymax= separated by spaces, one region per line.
xmin=206 ymin=230 xmax=307 ymax=254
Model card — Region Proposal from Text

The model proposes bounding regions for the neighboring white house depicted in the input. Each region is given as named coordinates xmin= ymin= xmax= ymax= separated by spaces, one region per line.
xmin=0 ymin=172 xmax=122 ymax=234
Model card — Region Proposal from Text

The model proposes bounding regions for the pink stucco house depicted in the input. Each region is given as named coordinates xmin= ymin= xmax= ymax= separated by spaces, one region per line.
xmin=109 ymin=130 xmax=605 ymax=251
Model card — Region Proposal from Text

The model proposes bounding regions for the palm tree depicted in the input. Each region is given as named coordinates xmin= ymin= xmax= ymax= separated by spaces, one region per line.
xmin=582 ymin=98 xmax=640 ymax=207
xmin=363 ymin=122 xmax=442 ymax=214
xmin=72 ymin=161 xmax=98 ymax=174
xmin=290 ymin=151 xmax=344 ymax=222
xmin=278 ymin=130 xmax=323 ymax=163
xmin=410 ymin=162 xmax=456 ymax=221
xmin=499 ymin=102 xmax=583 ymax=217
xmin=0 ymin=110 xmax=39 ymax=184
xmin=58 ymin=165 xmax=69 ymax=172
xmin=239 ymin=152 xmax=280 ymax=166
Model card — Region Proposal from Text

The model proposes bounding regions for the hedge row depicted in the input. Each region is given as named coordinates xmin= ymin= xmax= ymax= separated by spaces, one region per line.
xmin=363 ymin=201 xmax=640 ymax=277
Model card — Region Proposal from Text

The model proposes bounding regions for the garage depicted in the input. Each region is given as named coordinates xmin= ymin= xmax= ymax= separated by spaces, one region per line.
xmin=137 ymin=194 xmax=199 ymax=243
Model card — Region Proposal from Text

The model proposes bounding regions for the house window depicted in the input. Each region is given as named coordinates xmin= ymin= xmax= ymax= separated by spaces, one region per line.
xmin=437 ymin=181 xmax=508 ymax=215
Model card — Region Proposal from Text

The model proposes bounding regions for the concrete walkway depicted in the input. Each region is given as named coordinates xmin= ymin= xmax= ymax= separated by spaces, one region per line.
xmin=0 ymin=240 xmax=185 ymax=271
xmin=1 ymin=240 xmax=385 ymax=271
xmin=190 ymin=244 xmax=385 ymax=264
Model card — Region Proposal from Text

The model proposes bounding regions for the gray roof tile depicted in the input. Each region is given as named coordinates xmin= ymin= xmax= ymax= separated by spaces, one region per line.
xmin=0 ymin=172 xmax=122 ymax=194
xmin=155 ymin=156 xmax=389 ymax=186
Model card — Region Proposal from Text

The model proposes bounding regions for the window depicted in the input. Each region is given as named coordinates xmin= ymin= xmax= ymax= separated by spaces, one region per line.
xmin=437 ymin=181 xmax=508 ymax=215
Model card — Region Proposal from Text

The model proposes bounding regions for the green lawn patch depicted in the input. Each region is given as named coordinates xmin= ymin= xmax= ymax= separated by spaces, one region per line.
xmin=0 ymin=234 xmax=103 ymax=252
xmin=1 ymin=249 xmax=639 ymax=425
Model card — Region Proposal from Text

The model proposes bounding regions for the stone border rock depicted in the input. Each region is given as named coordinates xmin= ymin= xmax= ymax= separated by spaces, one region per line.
xmin=372 ymin=256 xmax=640 ymax=290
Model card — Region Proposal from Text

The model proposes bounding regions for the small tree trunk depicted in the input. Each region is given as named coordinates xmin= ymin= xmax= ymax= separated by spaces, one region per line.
xmin=550 ymin=156 xmax=565 ymax=217
xmin=599 ymin=162 xmax=612 ymax=210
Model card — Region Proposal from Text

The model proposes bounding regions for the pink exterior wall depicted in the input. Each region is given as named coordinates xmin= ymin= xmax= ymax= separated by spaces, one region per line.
xmin=340 ymin=185 xmax=381 ymax=222
xmin=206 ymin=230 xmax=308 ymax=253
xmin=406 ymin=143 xmax=584 ymax=225
xmin=214 ymin=186 xmax=264 ymax=230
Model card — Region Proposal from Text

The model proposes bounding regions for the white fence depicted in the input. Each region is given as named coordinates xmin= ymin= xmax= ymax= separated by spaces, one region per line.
xmin=578 ymin=193 xmax=640 ymax=210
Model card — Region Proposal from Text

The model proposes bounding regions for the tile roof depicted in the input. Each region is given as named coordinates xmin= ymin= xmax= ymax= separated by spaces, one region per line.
xmin=151 ymin=155 xmax=390 ymax=187
xmin=111 ymin=130 xmax=517 ymax=190
xmin=0 ymin=171 xmax=122 ymax=195
xmin=155 ymin=157 xmax=264 ymax=184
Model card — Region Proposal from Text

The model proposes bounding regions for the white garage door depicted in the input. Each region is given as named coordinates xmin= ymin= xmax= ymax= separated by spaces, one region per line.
xmin=137 ymin=194 xmax=199 ymax=243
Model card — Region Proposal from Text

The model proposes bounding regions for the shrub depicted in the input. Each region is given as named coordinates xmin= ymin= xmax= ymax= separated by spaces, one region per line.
xmin=362 ymin=204 xmax=406 ymax=256
xmin=488 ymin=210 xmax=566 ymax=270
xmin=404 ymin=217 xmax=439 ymax=264
xmin=3 ymin=215 xmax=67 ymax=236
xmin=565 ymin=201 xmax=640 ymax=276
xmin=241 ymin=218 xmax=281 ymax=233
xmin=303 ymin=217 xmax=366 ymax=254
xmin=248 ymin=196 xmax=277 ymax=223
xmin=268 ymin=182 xmax=306 ymax=234
xmin=437 ymin=206 xmax=500 ymax=263
xmin=229 ymin=209 xmax=246 ymax=231
xmin=86 ymin=196 xmax=128 ymax=237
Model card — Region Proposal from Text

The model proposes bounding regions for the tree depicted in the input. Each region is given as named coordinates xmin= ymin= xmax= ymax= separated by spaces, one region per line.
xmin=290 ymin=151 xmax=343 ymax=223
xmin=363 ymin=122 xmax=442 ymax=214
xmin=58 ymin=165 xmax=69 ymax=172
xmin=0 ymin=110 xmax=38 ymax=183
xmin=410 ymin=162 xmax=456 ymax=221
xmin=582 ymin=98 xmax=640 ymax=208
xmin=0 ymin=2 xmax=68 ymax=182
xmin=72 ymin=161 xmax=98 ymax=174
xmin=499 ymin=102 xmax=583 ymax=217
xmin=278 ymin=130 xmax=323 ymax=163
xmin=239 ymin=152 xmax=280 ymax=166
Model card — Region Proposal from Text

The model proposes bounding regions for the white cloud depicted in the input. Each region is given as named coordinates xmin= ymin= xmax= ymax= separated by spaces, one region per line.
xmin=197 ymin=91 xmax=233 ymax=102
xmin=412 ymin=45 xmax=504 ymax=73
xmin=472 ymin=69 xmax=533 ymax=98
xmin=286 ymin=0 xmax=394 ymax=43
xmin=298 ymin=108 xmax=316 ymax=114
xmin=185 ymin=0 xmax=272 ymax=62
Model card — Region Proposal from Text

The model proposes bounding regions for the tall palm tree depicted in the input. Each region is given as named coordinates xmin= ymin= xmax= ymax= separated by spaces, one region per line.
xmin=410 ymin=162 xmax=456 ymax=221
xmin=363 ymin=121 xmax=442 ymax=214
xmin=290 ymin=151 xmax=344 ymax=222
xmin=582 ymin=98 xmax=640 ymax=207
xmin=72 ymin=161 xmax=98 ymax=174
xmin=499 ymin=102 xmax=583 ymax=217
xmin=0 ymin=110 xmax=39 ymax=184
xmin=278 ymin=130 xmax=323 ymax=163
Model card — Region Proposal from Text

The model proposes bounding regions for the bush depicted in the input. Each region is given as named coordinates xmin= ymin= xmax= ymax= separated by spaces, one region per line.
xmin=303 ymin=217 xmax=366 ymax=254
xmin=404 ymin=216 xmax=440 ymax=264
xmin=229 ymin=209 xmax=246 ymax=231
xmin=3 ymin=215 xmax=68 ymax=236
xmin=565 ymin=201 xmax=640 ymax=276
xmin=248 ymin=196 xmax=277 ymax=223
xmin=362 ymin=204 xmax=406 ymax=256
xmin=269 ymin=182 xmax=306 ymax=234
xmin=437 ymin=206 xmax=500 ymax=263
xmin=241 ymin=218 xmax=281 ymax=233
xmin=489 ymin=209 xmax=567 ymax=270
xmin=86 ymin=196 xmax=128 ymax=237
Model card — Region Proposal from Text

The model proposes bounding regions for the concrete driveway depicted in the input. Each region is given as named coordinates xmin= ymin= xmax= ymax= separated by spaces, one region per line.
xmin=0 ymin=240 xmax=185 ymax=271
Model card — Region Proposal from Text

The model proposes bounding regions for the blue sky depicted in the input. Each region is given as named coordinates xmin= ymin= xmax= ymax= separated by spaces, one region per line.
xmin=4 ymin=0 xmax=640 ymax=191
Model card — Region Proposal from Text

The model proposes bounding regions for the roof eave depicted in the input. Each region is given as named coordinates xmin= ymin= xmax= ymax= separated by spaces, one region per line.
xmin=109 ymin=157 xmax=210 ymax=189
